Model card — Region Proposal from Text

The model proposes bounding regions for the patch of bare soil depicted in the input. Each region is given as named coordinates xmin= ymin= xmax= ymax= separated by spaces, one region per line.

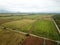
xmin=22 ymin=36 xmax=43 ymax=45
xmin=45 ymin=40 xmax=57 ymax=45
xmin=41 ymin=16 xmax=52 ymax=21
xmin=22 ymin=36 xmax=58 ymax=45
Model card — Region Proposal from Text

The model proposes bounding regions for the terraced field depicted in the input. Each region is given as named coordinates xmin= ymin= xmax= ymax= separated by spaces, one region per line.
xmin=1 ymin=15 xmax=60 ymax=41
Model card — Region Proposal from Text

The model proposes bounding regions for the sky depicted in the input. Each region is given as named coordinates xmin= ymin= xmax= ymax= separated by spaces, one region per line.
xmin=0 ymin=0 xmax=60 ymax=13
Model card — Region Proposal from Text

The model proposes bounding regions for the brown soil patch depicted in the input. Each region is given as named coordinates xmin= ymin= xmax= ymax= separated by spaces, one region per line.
xmin=45 ymin=40 xmax=57 ymax=45
xmin=22 ymin=36 xmax=58 ymax=45
xmin=22 ymin=36 xmax=44 ymax=45
xmin=41 ymin=16 xmax=52 ymax=21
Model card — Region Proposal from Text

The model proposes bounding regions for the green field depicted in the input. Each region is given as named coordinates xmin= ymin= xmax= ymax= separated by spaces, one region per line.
xmin=0 ymin=15 xmax=60 ymax=41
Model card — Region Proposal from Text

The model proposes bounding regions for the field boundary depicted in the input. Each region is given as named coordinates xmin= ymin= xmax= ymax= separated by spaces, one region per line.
xmin=1 ymin=26 xmax=60 ymax=44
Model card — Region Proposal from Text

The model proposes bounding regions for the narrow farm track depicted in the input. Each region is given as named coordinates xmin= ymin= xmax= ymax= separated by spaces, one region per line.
xmin=0 ymin=15 xmax=60 ymax=45
xmin=1 ymin=26 xmax=60 ymax=45
xmin=52 ymin=18 xmax=60 ymax=34
xmin=1 ymin=16 xmax=60 ymax=40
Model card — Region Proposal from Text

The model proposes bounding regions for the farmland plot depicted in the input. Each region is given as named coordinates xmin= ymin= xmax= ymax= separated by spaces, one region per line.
xmin=1 ymin=15 xmax=60 ymax=41
xmin=0 ymin=29 xmax=26 ymax=45
xmin=31 ymin=20 xmax=60 ymax=40
xmin=1 ymin=19 xmax=36 ymax=32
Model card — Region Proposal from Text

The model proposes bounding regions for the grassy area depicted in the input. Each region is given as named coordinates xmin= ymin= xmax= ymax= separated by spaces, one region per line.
xmin=0 ymin=15 xmax=39 ymax=25
xmin=1 ymin=19 xmax=35 ymax=32
xmin=0 ymin=28 xmax=26 ymax=45
xmin=31 ymin=20 xmax=60 ymax=40
xmin=1 ymin=15 xmax=60 ymax=41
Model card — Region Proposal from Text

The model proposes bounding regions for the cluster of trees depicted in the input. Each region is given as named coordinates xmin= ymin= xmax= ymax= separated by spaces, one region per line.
xmin=53 ymin=14 xmax=60 ymax=29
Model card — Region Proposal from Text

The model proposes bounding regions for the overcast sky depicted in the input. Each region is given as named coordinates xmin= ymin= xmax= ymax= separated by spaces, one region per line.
xmin=0 ymin=0 xmax=60 ymax=13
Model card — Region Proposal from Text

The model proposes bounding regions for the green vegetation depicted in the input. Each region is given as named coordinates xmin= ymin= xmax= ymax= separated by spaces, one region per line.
xmin=1 ymin=19 xmax=35 ymax=32
xmin=53 ymin=14 xmax=60 ymax=29
xmin=0 ymin=14 xmax=60 ymax=41
xmin=31 ymin=20 xmax=60 ymax=40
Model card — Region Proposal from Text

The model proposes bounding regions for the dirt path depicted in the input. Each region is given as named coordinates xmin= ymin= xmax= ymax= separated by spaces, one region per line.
xmin=1 ymin=26 xmax=60 ymax=45
xmin=52 ymin=18 xmax=60 ymax=34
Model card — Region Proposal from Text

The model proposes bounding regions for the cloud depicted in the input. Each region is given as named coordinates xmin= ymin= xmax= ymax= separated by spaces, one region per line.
xmin=0 ymin=0 xmax=60 ymax=13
